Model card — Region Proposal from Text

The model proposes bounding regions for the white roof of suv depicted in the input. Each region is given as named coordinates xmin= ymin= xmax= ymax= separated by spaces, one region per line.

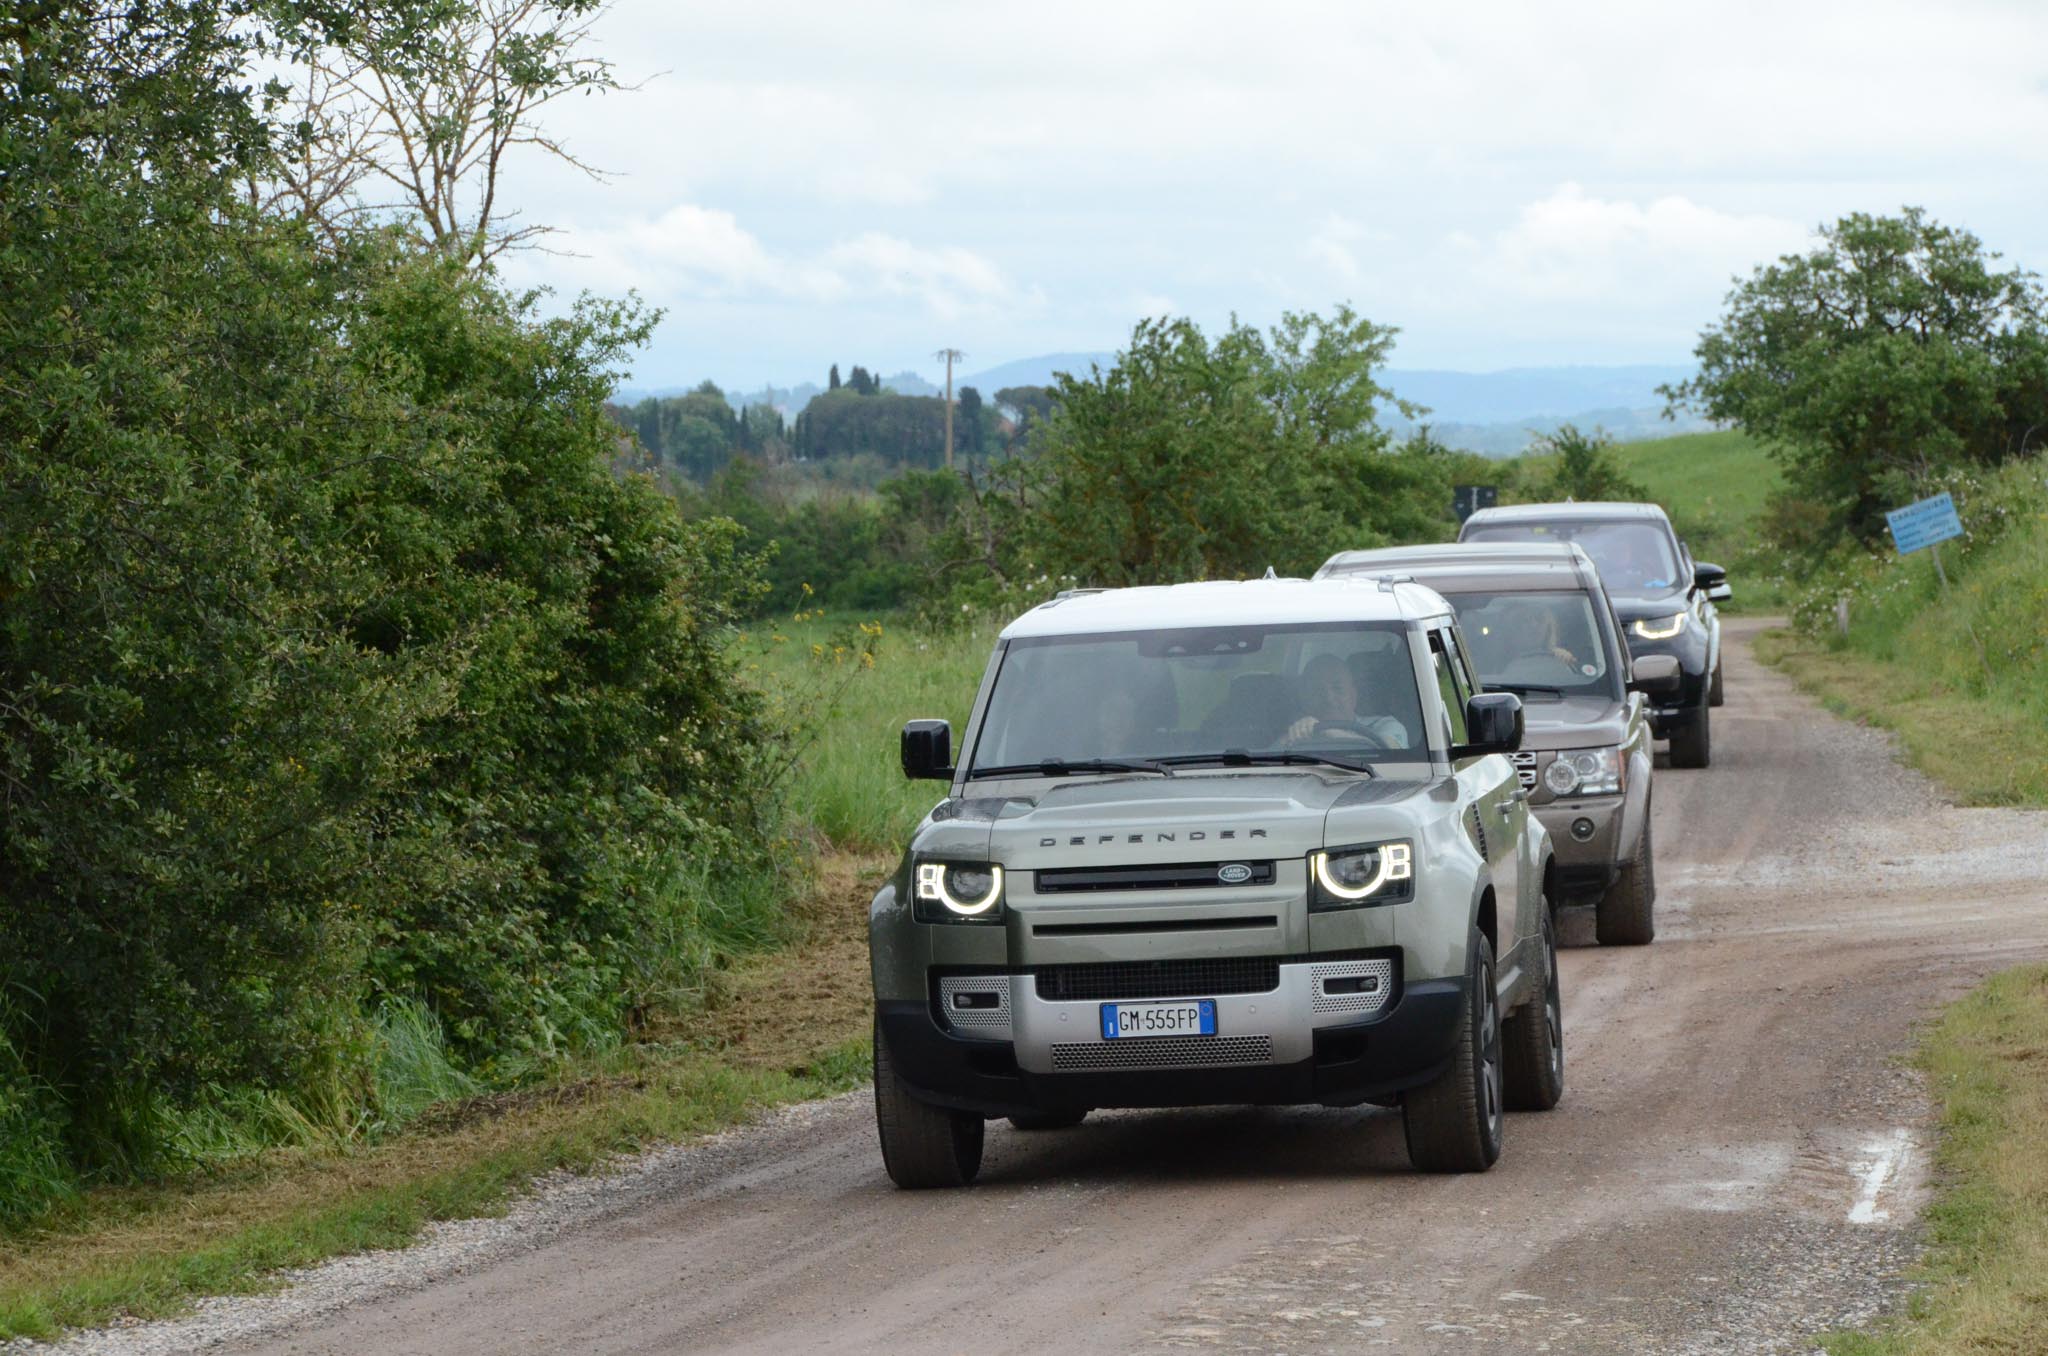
xmin=999 ymin=577 xmax=1454 ymax=640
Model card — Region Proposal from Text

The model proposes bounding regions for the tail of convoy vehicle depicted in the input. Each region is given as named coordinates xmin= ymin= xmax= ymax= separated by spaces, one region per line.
xmin=869 ymin=577 xmax=1561 ymax=1187
xmin=1456 ymin=502 xmax=1728 ymax=768
xmin=1315 ymin=541 xmax=1678 ymax=945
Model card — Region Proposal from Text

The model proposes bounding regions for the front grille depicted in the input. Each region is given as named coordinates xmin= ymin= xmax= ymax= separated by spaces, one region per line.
xmin=1051 ymin=1035 xmax=1273 ymax=1070
xmin=1034 ymin=956 xmax=1280 ymax=1002
xmin=1035 ymin=860 xmax=1277 ymax=893
xmin=1509 ymin=751 xmax=1538 ymax=791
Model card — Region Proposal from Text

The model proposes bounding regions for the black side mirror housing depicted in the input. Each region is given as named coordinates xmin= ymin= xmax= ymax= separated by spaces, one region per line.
xmin=1453 ymin=691 xmax=1523 ymax=758
xmin=1693 ymin=561 xmax=1727 ymax=593
xmin=901 ymin=719 xmax=954 ymax=780
xmin=1629 ymin=653 xmax=1683 ymax=695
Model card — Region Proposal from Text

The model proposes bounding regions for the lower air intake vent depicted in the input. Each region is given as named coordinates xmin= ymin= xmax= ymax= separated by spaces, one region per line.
xmin=935 ymin=975 xmax=1012 ymax=1039
xmin=1310 ymin=956 xmax=1396 ymax=1015
xmin=1035 ymin=956 xmax=1280 ymax=1002
xmin=1051 ymin=1035 xmax=1273 ymax=1071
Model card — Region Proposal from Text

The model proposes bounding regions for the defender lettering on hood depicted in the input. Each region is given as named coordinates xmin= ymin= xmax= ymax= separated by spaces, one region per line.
xmin=1038 ymin=828 xmax=1269 ymax=847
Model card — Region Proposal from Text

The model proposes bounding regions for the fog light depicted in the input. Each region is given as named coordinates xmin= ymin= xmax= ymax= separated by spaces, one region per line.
xmin=1571 ymin=817 xmax=1596 ymax=841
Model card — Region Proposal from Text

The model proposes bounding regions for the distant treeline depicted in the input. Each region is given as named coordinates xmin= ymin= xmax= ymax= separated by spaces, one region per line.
xmin=609 ymin=371 xmax=1058 ymax=483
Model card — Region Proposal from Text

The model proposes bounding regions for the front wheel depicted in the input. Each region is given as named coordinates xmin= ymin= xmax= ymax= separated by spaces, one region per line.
xmin=1402 ymin=935 xmax=1504 ymax=1173
xmin=873 ymin=1018 xmax=983 ymax=1188
xmin=1597 ymin=811 xmax=1656 ymax=946
xmin=1668 ymin=700 xmax=1711 ymax=768
xmin=1503 ymin=898 xmax=1565 ymax=1110
xmin=1709 ymin=657 xmax=1726 ymax=707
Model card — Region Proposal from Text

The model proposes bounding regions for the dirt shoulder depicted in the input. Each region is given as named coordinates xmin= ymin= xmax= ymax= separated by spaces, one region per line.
xmin=0 ymin=855 xmax=891 ymax=1345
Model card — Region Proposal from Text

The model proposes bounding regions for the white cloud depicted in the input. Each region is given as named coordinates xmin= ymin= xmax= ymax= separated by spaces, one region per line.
xmin=1453 ymin=184 xmax=1808 ymax=304
xmin=536 ymin=204 xmax=1021 ymax=320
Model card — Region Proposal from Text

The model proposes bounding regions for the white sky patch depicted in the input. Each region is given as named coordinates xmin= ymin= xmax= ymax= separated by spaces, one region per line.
xmin=530 ymin=206 xmax=1021 ymax=321
xmin=487 ymin=0 xmax=2048 ymax=384
xmin=1455 ymin=184 xmax=1809 ymax=304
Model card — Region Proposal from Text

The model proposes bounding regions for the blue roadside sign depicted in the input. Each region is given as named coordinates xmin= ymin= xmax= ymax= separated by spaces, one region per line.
xmin=1885 ymin=492 xmax=1963 ymax=555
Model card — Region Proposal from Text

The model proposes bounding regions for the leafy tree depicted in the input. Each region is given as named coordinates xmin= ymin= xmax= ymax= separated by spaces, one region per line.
xmin=995 ymin=385 xmax=1057 ymax=443
xmin=1529 ymin=424 xmax=1647 ymax=502
xmin=956 ymin=385 xmax=986 ymax=455
xmin=792 ymin=389 xmax=948 ymax=466
xmin=1663 ymin=208 xmax=2048 ymax=542
xmin=258 ymin=0 xmax=624 ymax=262
xmin=828 ymin=363 xmax=841 ymax=391
xmin=1014 ymin=311 xmax=1431 ymax=586
xmin=1 ymin=0 xmax=775 ymax=1183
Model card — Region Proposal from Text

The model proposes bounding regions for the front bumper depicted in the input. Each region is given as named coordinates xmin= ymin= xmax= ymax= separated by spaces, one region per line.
xmin=1531 ymin=796 xmax=1624 ymax=903
xmin=877 ymin=958 xmax=1466 ymax=1117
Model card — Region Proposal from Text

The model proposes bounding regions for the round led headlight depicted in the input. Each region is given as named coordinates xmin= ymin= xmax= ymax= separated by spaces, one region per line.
xmin=1543 ymin=757 xmax=1581 ymax=796
xmin=914 ymin=861 xmax=1004 ymax=918
xmin=1311 ymin=841 xmax=1413 ymax=904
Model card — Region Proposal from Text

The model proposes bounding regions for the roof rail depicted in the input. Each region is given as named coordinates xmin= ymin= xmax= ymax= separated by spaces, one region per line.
xmin=1042 ymin=587 xmax=1108 ymax=607
xmin=1366 ymin=572 xmax=1413 ymax=593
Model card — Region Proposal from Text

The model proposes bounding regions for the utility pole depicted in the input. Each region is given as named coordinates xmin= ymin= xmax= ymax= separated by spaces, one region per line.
xmin=933 ymin=347 xmax=965 ymax=470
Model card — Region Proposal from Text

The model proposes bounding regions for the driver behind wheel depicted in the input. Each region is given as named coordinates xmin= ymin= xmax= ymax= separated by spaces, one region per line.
xmin=1279 ymin=654 xmax=1409 ymax=749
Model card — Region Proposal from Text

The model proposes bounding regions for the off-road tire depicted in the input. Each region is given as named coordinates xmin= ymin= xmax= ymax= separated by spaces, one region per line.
xmin=1709 ymin=656 xmax=1726 ymax=707
xmin=1597 ymin=812 xmax=1657 ymax=946
xmin=1668 ymin=700 xmax=1711 ymax=768
xmin=1503 ymin=898 xmax=1565 ymax=1110
xmin=1402 ymin=935 xmax=1504 ymax=1173
xmin=873 ymin=1018 xmax=984 ymax=1188
xmin=1007 ymin=1110 xmax=1087 ymax=1131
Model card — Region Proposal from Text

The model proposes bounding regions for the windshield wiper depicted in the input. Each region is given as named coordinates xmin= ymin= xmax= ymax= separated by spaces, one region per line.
xmin=1488 ymin=683 xmax=1566 ymax=697
xmin=1159 ymin=750 xmax=1374 ymax=775
xmin=967 ymin=757 xmax=1173 ymax=780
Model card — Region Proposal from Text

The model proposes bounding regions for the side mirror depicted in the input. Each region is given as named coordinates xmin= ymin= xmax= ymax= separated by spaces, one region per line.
xmin=1629 ymin=653 xmax=1682 ymax=695
xmin=1693 ymin=561 xmax=1727 ymax=594
xmin=1453 ymin=692 xmax=1523 ymax=757
xmin=900 ymin=719 xmax=954 ymax=780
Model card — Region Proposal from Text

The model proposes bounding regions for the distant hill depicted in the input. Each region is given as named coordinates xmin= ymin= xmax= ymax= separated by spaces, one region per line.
xmin=958 ymin=352 xmax=1114 ymax=393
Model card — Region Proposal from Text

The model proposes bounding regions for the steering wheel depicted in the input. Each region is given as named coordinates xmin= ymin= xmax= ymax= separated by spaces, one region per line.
xmin=1310 ymin=718 xmax=1390 ymax=748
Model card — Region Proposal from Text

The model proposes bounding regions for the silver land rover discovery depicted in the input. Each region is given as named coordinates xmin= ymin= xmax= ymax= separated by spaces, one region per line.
xmin=869 ymin=577 xmax=1561 ymax=1187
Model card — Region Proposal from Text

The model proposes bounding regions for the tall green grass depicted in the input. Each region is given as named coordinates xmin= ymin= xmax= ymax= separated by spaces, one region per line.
xmin=744 ymin=614 xmax=998 ymax=851
xmin=0 ymin=1012 xmax=74 ymax=1230
xmin=1763 ymin=454 xmax=2048 ymax=805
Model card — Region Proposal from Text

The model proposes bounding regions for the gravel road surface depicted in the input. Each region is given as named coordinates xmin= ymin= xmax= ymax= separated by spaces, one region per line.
xmin=39 ymin=619 xmax=2048 ymax=1355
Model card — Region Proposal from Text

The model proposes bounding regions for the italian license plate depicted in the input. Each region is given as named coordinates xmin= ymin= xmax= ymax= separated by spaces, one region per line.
xmin=1099 ymin=998 xmax=1218 ymax=1040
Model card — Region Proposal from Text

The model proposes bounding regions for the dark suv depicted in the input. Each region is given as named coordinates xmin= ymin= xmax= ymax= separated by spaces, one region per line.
xmin=1457 ymin=502 xmax=1726 ymax=768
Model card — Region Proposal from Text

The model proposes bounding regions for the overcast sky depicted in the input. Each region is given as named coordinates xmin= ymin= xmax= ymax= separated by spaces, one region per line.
xmin=493 ymin=0 xmax=2048 ymax=390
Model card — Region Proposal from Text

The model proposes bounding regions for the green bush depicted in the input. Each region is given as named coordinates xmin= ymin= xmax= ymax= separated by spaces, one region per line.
xmin=0 ymin=3 xmax=783 ymax=1182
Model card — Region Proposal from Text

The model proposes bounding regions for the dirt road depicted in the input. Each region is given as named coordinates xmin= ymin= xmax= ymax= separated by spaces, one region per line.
xmin=149 ymin=621 xmax=2048 ymax=1353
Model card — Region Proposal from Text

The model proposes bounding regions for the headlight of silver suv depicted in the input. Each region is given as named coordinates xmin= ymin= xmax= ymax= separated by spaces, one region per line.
xmin=1310 ymin=840 xmax=1414 ymax=911
xmin=1631 ymin=612 xmax=1687 ymax=640
xmin=1542 ymin=747 xmax=1623 ymax=797
xmin=912 ymin=860 xmax=1005 ymax=922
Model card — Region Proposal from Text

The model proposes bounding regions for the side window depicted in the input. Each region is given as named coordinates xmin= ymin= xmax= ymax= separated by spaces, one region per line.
xmin=1428 ymin=629 xmax=1470 ymax=745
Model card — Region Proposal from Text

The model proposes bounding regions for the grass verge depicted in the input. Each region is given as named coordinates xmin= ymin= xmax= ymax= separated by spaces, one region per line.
xmin=0 ymin=852 xmax=890 ymax=1344
xmin=1825 ymin=966 xmax=2048 ymax=1354
xmin=1755 ymin=627 xmax=2048 ymax=807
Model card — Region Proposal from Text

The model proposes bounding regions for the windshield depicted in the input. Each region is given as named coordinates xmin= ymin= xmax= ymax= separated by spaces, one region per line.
xmin=967 ymin=622 xmax=1429 ymax=773
xmin=1448 ymin=591 xmax=1617 ymax=698
xmin=1463 ymin=519 xmax=1681 ymax=592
